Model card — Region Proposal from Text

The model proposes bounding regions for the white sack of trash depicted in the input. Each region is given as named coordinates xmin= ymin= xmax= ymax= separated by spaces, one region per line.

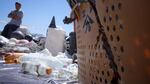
xmin=19 ymin=49 xmax=72 ymax=69
xmin=21 ymin=61 xmax=52 ymax=76
xmin=19 ymin=49 xmax=78 ymax=80
xmin=45 ymin=27 xmax=66 ymax=56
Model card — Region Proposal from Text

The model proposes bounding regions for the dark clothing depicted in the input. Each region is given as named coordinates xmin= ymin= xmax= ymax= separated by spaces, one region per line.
xmin=1 ymin=24 xmax=19 ymax=39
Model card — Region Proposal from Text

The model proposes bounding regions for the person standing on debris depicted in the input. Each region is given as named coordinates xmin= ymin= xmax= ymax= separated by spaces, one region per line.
xmin=1 ymin=2 xmax=23 ymax=39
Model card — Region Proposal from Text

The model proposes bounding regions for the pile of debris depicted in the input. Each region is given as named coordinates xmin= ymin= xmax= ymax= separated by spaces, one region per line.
xmin=0 ymin=17 xmax=78 ymax=84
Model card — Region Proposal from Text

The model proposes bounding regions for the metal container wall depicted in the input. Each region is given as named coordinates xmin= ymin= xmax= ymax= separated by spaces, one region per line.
xmin=75 ymin=0 xmax=150 ymax=84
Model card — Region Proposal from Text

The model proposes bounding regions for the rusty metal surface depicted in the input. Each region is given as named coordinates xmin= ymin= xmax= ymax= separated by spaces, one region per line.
xmin=76 ymin=0 xmax=150 ymax=84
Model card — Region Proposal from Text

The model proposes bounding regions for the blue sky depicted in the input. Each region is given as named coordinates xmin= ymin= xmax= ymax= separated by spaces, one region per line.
xmin=0 ymin=0 xmax=73 ymax=36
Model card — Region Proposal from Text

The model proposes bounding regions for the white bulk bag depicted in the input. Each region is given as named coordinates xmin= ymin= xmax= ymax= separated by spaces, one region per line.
xmin=45 ymin=28 xmax=65 ymax=56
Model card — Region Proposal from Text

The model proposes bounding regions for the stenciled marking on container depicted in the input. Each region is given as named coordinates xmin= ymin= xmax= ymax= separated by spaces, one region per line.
xmin=88 ymin=0 xmax=121 ymax=83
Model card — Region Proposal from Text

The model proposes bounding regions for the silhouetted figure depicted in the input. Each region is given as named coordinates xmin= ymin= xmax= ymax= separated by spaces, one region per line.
xmin=1 ymin=2 xmax=23 ymax=39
